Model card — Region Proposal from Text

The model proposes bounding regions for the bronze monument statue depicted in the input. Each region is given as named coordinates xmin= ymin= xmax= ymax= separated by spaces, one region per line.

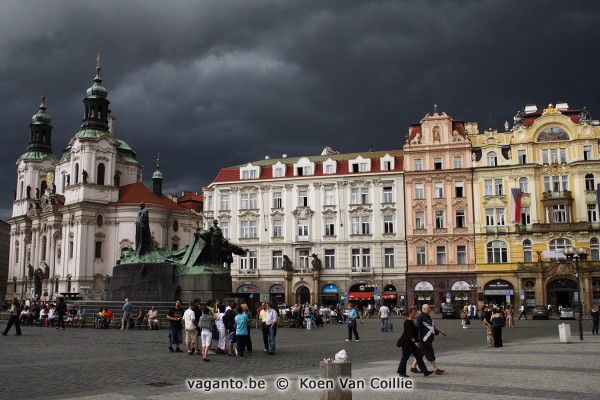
xmin=135 ymin=202 xmax=153 ymax=256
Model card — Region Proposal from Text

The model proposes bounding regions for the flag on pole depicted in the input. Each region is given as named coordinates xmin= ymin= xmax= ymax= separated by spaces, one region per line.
xmin=597 ymin=183 xmax=600 ymax=208
xmin=511 ymin=188 xmax=522 ymax=222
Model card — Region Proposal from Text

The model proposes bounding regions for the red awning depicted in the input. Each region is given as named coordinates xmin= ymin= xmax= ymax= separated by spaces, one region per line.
xmin=348 ymin=292 xmax=373 ymax=300
xmin=382 ymin=294 xmax=397 ymax=300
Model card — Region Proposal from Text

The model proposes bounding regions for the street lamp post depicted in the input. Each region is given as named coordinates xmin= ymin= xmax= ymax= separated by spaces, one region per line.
xmin=563 ymin=246 xmax=588 ymax=341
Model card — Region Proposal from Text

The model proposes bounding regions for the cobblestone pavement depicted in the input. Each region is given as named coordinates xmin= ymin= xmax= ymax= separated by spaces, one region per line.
xmin=1 ymin=316 xmax=598 ymax=399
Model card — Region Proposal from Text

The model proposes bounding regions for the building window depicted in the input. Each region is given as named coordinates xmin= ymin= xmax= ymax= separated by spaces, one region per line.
xmin=97 ymin=163 xmax=105 ymax=185
xmin=272 ymin=250 xmax=283 ymax=269
xmin=584 ymin=145 xmax=592 ymax=161
xmin=487 ymin=152 xmax=497 ymax=167
xmin=588 ymin=204 xmax=598 ymax=223
xmin=415 ymin=211 xmax=425 ymax=230
xmin=273 ymin=220 xmax=283 ymax=237
xmin=206 ymin=195 xmax=213 ymax=210
xmin=485 ymin=208 xmax=495 ymax=226
xmin=521 ymin=207 xmax=531 ymax=225
xmin=435 ymin=210 xmax=445 ymax=228
xmin=415 ymin=183 xmax=424 ymax=199
xmin=298 ymin=190 xmax=308 ymax=207
xmin=94 ymin=241 xmax=102 ymax=259
xmin=523 ymin=240 xmax=532 ymax=262
xmin=487 ymin=240 xmax=508 ymax=263
xmin=436 ymin=246 xmax=446 ymax=265
xmin=455 ymin=181 xmax=464 ymax=197
xmin=299 ymin=250 xmax=310 ymax=269
xmin=351 ymin=248 xmax=370 ymax=271
xmin=586 ymin=174 xmax=595 ymax=191
xmin=457 ymin=245 xmax=467 ymax=265
xmin=297 ymin=219 xmax=309 ymax=240
xmin=296 ymin=165 xmax=313 ymax=176
xmin=324 ymin=249 xmax=335 ymax=268
xmin=240 ymin=251 xmax=257 ymax=270
xmin=495 ymin=179 xmax=503 ymax=195
xmin=273 ymin=167 xmax=284 ymax=177
xmin=414 ymin=159 xmax=422 ymax=171
xmin=351 ymin=216 xmax=370 ymax=235
xmin=517 ymin=149 xmax=527 ymax=164
xmin=351 ymin=188 xmax=370 ymax=204
xmin=456 ymin=210 xmax=465 ymax=228
xmin=220 ymin=194 xmax=229 ymax=210
xmin=453 ymin=156 xmax=462 ymax=169
xmin=484 ymin=179 xmax=493 ymax=196
xmin=383 ymin=215 xmax=394 ymax=233
xmin=382 ymin=160 xmax=392 ymax=171
xmin=324 ymin=189 xmax=335 ymax=205
xmin=351 ymin=162 xmax=368 ymax=173
xmin=552 ymin=204 xmax=567 ymax=223
xmin=434 ymin=157 xmax=442 ymax=170
xmin=242 ymin=170 xmax=257 ymax=179
xmin=384 ymin=248 xmax=395 ymax=268
xmin=241 ymin=193 xmax=258 ymax=209
xmin=549 ymin=238 xmax=572 ymax=260
xmin=383 ymin=186 xmax=393 ymax=203
xmin=69 ymin=241 xmax=74 ymax=259
xmin=241 ymin=221 xmax=258 ymax=238
xmin=591 ymin=238 xmax=600 ymax=261
xmin=519 ymin=177 xmax=529 ymax=194
xmin=220 ymin=221 xmax=229 ymax=238
xmin=496 ymin=208 xmax=506 ymax=226
xmin=273 ymin=191 xmax=282 ymax=208
xmin=416 ymin=247 xmax=426 ymax=265
xmin=324 ymin=218 xmax=335 ymax=236
xmin=560 ymin=148 xmax=567 ymax=163
xmin=434 ymin=182 xmax=443 ymax=198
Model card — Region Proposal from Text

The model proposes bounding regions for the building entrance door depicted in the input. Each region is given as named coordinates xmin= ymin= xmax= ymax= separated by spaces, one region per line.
xmin=296 ymin=286 xmax=310 ymax=305
xmin=547 ymin=279 xmax=577 ymax=309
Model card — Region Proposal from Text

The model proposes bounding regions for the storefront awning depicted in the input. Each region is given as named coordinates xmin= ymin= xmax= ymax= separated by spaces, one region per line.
xmin=348 ymin=292 xmax=373 ymax=300
xmin=382 ymin=293 xmax=397 ymax=300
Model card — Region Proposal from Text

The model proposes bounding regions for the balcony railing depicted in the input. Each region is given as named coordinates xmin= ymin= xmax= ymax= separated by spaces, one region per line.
xmin=542 ymin=190 xmax=572 ymax=200
xmin=351 ymin=268 xmax=371 ymax=273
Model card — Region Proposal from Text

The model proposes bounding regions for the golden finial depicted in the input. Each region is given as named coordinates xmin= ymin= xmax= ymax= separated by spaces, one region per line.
xmin=96 ymin=53 xmax=101 ymax=72
xmin=542 ymin=103 xmax=561 ymax=116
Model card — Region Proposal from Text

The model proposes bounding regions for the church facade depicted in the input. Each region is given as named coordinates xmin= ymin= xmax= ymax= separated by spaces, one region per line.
xmin=6 ymin=62 xmax=201 ymax=301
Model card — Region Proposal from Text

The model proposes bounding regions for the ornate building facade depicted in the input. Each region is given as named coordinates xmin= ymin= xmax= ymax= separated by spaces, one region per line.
xmin=472 ymin=103 xmax=600 ymax=311
xmin=6 ymin=62 xmax=201 ymax=301
xmin=403 ymin=108 xmax=476 ymax=310
xmin=203 ymin=148 xmax=407 ymax=308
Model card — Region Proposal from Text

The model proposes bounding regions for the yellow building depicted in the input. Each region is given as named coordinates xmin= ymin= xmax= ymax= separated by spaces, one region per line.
xmin=471 ymin=103 xmax=600 ymax=313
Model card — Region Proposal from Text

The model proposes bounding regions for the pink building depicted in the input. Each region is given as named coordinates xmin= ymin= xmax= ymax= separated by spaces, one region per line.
xmin=403 ymin=107 xmax=477 ymax=311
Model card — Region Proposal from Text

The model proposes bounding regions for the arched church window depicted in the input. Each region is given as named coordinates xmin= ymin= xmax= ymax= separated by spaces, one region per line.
xmin=75 ymin=164 xmax=79 ymax=184
xmin=97 ymin=163 xmax=105 ymax=185
xmin=98 ymin=106 xmax=103 ymax=119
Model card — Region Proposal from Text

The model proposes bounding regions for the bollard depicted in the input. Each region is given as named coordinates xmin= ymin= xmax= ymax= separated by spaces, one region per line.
xmin=320 ymin=360 xmax=351 ymax=400
xmin=558 ymin=323 xmax=572 ymax=343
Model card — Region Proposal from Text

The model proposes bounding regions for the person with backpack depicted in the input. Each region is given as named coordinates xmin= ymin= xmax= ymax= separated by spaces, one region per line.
xmin=2 ymin=298 xmax=22 ymax=336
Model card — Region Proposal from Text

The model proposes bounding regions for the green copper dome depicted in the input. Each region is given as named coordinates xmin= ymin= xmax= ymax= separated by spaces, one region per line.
xmin=86 ymin=72 xmax=108 ymax=98
xmin=152 ymin=169 xmax=164 ymax=179
xmin=31 ymin=98 xmax=51 ymax=125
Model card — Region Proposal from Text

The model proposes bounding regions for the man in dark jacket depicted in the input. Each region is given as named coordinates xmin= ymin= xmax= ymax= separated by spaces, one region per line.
xmin=223 ymin=302 xmax=237 ymax=356
xmin=411 ymin=303 xmax=446 ymax=375
xmin=56 ymin=297 xmax=67 ymax=330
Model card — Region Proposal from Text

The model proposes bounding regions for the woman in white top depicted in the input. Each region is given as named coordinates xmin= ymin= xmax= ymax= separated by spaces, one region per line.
xmin=215 ymin=304 xmax=227 ymax=354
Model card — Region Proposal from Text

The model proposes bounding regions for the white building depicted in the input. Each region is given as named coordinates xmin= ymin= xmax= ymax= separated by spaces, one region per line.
xmin=203 ymin=147 xmax=407 ymax=308
xmin=6 ymin=63 xmax=201 ymax=301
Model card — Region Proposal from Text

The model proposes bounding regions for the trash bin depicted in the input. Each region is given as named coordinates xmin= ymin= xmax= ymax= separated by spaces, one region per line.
xmin=320 ymin=360 xmax=351 ymax=400
xmin=558 ymin=323 xmax=572 ymax=343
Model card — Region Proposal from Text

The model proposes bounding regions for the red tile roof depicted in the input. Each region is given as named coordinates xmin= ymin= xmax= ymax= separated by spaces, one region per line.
xmin=118 ymin=182 xmax=192 ymax=212
xmin=178 ymin=193 xmax=203 ymax=212
xmin=209 ymin=151 xmax=404 ymax=184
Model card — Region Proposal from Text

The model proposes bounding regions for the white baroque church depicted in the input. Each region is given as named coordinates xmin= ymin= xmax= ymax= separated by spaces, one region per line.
xmin=6 ymin=61 xmax=202 ymax=301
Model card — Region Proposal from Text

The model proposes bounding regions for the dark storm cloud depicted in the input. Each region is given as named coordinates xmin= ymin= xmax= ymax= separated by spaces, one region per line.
xmin=1 ymin=0 xmax=599 ymax=220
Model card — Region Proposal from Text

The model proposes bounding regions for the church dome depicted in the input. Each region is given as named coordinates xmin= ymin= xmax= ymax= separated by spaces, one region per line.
xmin=86 ymin=72 xmax=108 ymax=98
xmin=31 ymin=98 xmax=51 ymax=125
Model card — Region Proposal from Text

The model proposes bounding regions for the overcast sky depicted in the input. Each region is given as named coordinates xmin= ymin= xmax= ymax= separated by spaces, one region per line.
xmin=1 ymin=0 xmax=599 ymax=221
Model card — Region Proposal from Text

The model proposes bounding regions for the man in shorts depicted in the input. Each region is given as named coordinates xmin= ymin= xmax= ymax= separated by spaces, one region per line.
xmin=183 ymin=301 xmax=198 ymax=355
xmin=411 ymin=303 xmax=447 ymax=375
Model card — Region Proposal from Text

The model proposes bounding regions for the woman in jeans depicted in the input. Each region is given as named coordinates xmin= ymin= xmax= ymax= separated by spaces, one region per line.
xmin=345 ymin=303 xmax=363 ymax=342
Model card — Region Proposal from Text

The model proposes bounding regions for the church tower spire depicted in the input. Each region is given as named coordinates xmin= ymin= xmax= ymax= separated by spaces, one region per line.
xmin=79 ymin=54 xmax=111 ymax=134
xmin=26 ymin=95 xmax=54 ymax=155
xmin=152 ymin=153 xmax=164 ymax=196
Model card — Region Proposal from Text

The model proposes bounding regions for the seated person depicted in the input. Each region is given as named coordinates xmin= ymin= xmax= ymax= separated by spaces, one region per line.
xmin=19 ymin=306 xmax=30 ymax=325
xmin=65 ymin=307 xmax=77 ymax=327
xmin=48 ymin=305 xmax=57 ymax=328
xmin=102 ymin=308 xmax=113 ymax=328
xmin=146 ymin=306 xmax=159 ymax=330
xmin=74 ymin=306 xmax=86 ymax=328
xmin=39 ymin=305 xmax=49 ymax=327
xmin=94 ymin=307 xmax=104 ymax=328
xmin=136 ymin=307 xmax=147 ymax=329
